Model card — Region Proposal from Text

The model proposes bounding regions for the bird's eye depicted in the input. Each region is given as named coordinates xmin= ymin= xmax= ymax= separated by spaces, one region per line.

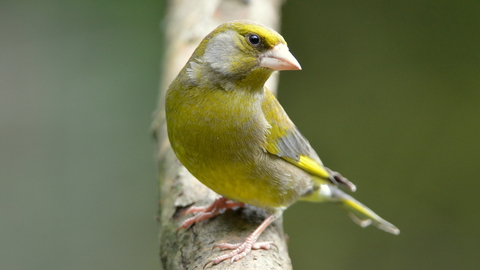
xmin=247 ymin=34 xmax=261 ymax=46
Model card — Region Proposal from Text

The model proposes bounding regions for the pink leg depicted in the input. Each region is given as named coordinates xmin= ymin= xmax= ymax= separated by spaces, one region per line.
xmin=178 ymin=197 xmax=244 ymax=229
xmin=206 ymin=214 xmax=277 ymax=266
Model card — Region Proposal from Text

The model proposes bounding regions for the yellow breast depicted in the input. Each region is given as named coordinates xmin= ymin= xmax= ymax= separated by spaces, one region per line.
xmin=166 ymin=85 xmax=308 ymax=209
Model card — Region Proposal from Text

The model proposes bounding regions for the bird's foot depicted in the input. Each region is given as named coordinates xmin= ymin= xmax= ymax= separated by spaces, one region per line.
xmin=205 ymin=238 xmax=275 ymax=267
xmin=204 ymin=214 xmax=277 ymax=267
xmin=178 ymin=197 xmax=244 ymax=230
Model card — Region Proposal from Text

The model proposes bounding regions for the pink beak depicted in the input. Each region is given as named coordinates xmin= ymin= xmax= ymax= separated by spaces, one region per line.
xmin=259 ymin=43 xmax=302 ymax=71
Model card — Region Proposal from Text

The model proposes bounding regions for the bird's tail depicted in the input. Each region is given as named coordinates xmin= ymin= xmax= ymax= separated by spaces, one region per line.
xmin=300 ymin=184 xmax=400 ymax=235
xmin=333 ymin=187 xmax=400 ymax=235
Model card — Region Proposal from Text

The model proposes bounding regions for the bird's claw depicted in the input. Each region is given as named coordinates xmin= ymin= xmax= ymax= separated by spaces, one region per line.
xmin=206 ymin=240 xmax=275 ymax=266
xmin=178 ymin=197 xmax=245 ymax=231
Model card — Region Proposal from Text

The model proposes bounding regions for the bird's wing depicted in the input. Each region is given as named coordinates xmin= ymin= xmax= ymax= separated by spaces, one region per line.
xmin=261 ymin=90 xmax=356 ymax=191
xmin=261 ymin=90 xmax=330 ymax=180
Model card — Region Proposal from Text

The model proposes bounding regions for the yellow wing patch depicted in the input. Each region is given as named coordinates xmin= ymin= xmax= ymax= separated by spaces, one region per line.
xmin=283 ymin=155 xmax=330 ymax=179
xmin=261 ymin=90 xmax=331 ymax=180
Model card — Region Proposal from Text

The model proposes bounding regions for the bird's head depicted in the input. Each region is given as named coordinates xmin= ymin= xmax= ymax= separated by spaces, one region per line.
xmin=185 ymin=20 xmax=301 ymax=91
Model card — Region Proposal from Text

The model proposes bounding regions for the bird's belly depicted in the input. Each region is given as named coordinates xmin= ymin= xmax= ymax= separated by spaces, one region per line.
xmin=210 ymin=157 xmax=311 ymax=210
xmin=175 ymin=128 xmax=311 ymax=209
xmin=167 ymin=90 xmax=311 ymax=209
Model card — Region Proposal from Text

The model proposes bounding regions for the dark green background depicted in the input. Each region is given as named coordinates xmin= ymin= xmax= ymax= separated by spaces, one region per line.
xmin=1 ymin=1 xmax=479 ymax=269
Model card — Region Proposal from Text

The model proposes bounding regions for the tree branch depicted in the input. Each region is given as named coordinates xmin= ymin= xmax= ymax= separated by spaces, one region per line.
xmin=153 ymin=1 xmax=291 ymax=269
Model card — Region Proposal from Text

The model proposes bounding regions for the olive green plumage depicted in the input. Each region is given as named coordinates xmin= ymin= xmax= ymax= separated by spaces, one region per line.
xmin=166 ymin=19 xmax=399 ymax=265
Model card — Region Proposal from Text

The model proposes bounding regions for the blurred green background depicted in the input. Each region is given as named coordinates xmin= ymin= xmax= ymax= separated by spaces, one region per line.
xmin=1 ymin=1 xmax=479 ymax=270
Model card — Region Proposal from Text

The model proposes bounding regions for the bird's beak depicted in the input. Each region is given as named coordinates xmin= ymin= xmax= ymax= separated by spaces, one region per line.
xmin=259 ymin=43 xmax=302 ymax=71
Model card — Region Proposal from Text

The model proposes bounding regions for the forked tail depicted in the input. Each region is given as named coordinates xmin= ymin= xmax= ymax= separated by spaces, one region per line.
xmin=300 ymin=184 xmax=400 ymax=235
xmin=330 ymin=187 xmax=400 ymax=235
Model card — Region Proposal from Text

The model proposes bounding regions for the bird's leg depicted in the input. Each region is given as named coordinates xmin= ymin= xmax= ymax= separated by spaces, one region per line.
xmin=179 ymin=196 xmax=244 ymax=229
xmin=206 ymin=214 xmax=276 ymax=266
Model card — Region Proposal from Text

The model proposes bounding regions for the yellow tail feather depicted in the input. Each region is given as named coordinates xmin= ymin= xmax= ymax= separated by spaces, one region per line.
xmin=340 ymin=194 xmax=400 ymax=235
xmin=300 ymin=184 xmax=400 ymax=235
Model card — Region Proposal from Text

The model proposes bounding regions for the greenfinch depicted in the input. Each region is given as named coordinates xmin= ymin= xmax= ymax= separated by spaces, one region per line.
xmin=165 ymin=20 xmax=399 ymax=265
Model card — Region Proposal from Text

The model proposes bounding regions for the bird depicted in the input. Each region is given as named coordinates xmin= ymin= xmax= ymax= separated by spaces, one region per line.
xmin=165 ymin=20 xmax=399 ymax=266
